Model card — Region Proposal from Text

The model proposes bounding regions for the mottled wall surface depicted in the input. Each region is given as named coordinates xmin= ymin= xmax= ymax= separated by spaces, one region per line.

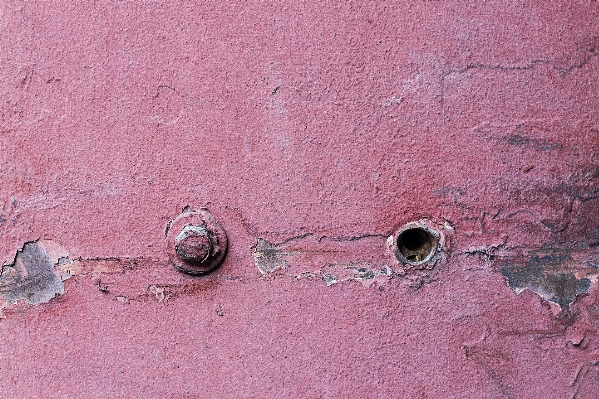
xmin=0 ymin=2 xmax=598 ymax=398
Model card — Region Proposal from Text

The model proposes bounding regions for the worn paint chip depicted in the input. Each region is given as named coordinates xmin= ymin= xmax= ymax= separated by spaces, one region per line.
xmin=252 ymin=235 xmax=393 ymax=287
xmin=320 ymin=263 xmax=392 ymax=287
xmin=498 ymin=247 xmax=597 ymax=311
xmin=253 ymin=238 xmax=290 ymax=274
xmin=0 ymin=240 xmax=71 ymax=305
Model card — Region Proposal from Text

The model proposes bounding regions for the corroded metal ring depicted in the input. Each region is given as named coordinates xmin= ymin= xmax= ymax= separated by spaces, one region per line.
xmin=392 ymin=220 xmax=445 ymax=268
xmin=166 ymin=208 xmax=228 ymax=275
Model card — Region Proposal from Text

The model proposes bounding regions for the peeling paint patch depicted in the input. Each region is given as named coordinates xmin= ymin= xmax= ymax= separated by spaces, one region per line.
xmin=112 ymin=280 xmax=220 ymax=304
xmin=320 ymin=263 xmax=392 ymax=287
xmin=0 ymin=240 xmax=72 ymax=306
xmin=252 ymin=234 xmax=392 ymax=287
xmin=253 ymin=238 xmax=290 ymax=274
xmin=148 ymin=284 xmax=169 ymax=302
xmin=498 ymin=246 xmax=597 ymax=311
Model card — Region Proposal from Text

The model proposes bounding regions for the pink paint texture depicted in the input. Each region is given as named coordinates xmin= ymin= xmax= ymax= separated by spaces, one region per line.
xmin=0 ymin=2 xmax=598 ymax=398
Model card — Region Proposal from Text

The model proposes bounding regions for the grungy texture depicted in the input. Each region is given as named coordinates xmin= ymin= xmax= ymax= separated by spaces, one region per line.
xmin=498 ymin=243 xmax=598 ymax=311
xmin=0 ymin=2 xmax=598 ymax=398
xmin=0 ymin=240 xmax=71 ymax=306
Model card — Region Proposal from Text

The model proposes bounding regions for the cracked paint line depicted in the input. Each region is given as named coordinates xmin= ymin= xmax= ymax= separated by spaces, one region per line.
xmin=252 ymin=234 xmax=397 ymax=287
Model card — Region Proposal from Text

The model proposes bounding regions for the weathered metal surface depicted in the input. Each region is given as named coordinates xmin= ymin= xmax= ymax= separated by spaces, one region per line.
xmin=0 ymin=2 xmax=598 ymax=398
xmin=166 ymin=208 xmax=228 ymax=275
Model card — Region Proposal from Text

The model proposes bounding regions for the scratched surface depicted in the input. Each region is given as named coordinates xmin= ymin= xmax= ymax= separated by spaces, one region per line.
xmin=0 ymin=2 xmax=598 ymax=398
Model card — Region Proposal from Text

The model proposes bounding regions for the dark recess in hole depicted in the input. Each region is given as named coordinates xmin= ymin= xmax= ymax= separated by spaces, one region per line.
xmin=397 ymin=228 xmax=435 ymax=263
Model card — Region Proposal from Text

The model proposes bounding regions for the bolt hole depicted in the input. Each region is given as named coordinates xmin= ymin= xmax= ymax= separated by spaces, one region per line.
xmin=397 ymin=227 xmax=436 ymax=264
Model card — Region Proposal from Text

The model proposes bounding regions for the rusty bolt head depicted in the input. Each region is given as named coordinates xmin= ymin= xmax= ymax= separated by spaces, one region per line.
xmin=175 ymin=225 xmax=213 ymax=262
xmin=166 ymin=209 xmax=228 ymax=275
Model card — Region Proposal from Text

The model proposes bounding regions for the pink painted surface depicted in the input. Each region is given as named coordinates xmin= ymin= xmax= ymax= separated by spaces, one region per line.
xmin=0 ymin=2 xmax=598 ymax=398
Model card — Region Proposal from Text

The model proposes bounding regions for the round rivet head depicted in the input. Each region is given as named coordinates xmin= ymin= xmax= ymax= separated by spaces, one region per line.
xmin=166 ymin=208 xmax=228 ymax=275
xmin=175 ymin=225 xmax=212 ymax=262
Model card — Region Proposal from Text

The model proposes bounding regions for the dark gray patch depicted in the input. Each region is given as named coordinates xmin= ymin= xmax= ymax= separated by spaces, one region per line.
xmin=499 ymin=251 xmax=593 ymax=310
xmin=503 ymin=134 xmax=562 ymax=152
xmin=358 ymin=270 xmax=376 ymax=279
xmin=321 ymin=273 xmax=338 ymax=286
xmin=0 ymin=241 xmax=64 ymax=305
xmin=533 ymin=140 xmax=562 ymax=152
xmin=57 ymin=256 xmax=70 ymax=265
xmin=215 ymin=304 xmax=224 ymax=317
xmin=432 ymin=186 xmax=464 ymax=198
xmin=349 ymin=267 xmax=376 ymax=280
xmin=505 ymin=134 xmax=531 ymax=147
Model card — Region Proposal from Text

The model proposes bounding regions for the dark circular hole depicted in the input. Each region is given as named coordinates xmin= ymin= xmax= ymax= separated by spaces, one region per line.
xmin=397 ymin=228 xmax=435 ymax=263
